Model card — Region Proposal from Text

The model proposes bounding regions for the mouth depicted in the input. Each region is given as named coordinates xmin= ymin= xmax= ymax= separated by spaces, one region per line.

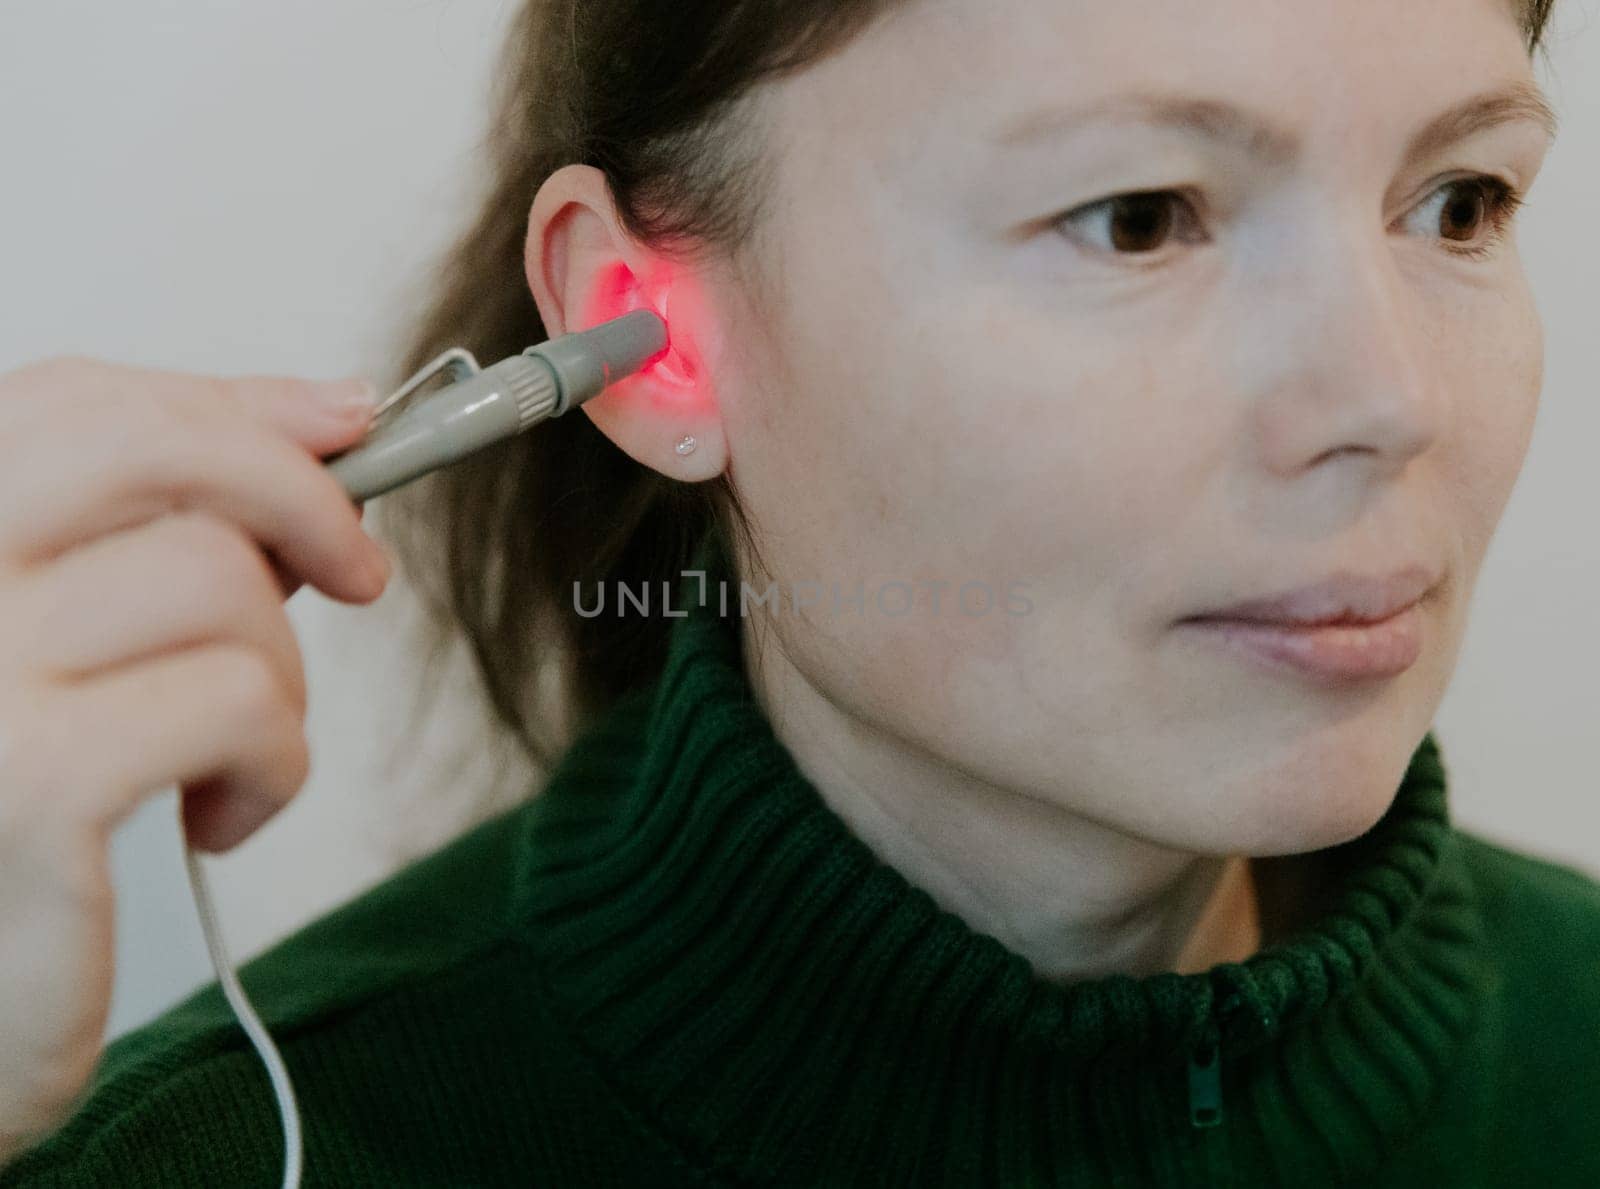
xmin=1178 ymin=565 xmax=1441 ymax=628
xmin=1174 ymin=565 xmax=1442 ymax=683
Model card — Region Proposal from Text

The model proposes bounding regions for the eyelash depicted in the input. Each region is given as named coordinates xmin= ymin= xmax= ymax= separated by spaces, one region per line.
xmin=1050 ymin=174 xmax=1528 ymax=265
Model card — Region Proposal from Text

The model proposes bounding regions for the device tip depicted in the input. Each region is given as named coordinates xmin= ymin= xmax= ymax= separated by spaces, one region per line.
xmin=581 ymin=309 xmax=670 ymax=382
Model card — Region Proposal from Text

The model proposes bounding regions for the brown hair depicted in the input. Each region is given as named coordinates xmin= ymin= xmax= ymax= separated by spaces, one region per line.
xmin=376 ymin=0 xmax=1563 ymax=789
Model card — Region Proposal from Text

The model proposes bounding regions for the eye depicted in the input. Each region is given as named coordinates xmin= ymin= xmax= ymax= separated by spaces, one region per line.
xmin=1402 ymin=174 xmax=1526 ymax=261
xmin=1051 ymin=190 xmax=1206 ymax=259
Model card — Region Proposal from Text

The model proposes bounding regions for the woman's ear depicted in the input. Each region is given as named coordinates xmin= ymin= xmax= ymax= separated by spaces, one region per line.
xmin=524 ymin=164 xmax=726 ymax=482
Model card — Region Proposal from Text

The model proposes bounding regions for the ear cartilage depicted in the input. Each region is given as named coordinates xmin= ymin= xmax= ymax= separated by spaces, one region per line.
xmin=325 ymin=309 xmax=670 ymax=502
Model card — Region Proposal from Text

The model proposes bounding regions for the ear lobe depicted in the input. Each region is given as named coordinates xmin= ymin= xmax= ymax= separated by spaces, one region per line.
xmin=524 ymin=164 xmax=728 ymax=483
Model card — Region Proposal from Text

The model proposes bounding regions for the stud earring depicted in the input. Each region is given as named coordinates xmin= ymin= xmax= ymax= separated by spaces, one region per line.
xmin=674 ymin=434 xmax=698 ymax=456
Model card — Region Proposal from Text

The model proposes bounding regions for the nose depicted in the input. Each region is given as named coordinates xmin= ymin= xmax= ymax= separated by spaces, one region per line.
xmin=1254 ymin=213 xmax=1446 ymax=479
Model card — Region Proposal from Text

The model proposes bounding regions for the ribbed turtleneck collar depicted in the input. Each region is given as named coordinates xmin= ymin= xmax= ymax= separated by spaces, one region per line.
xmin=511 ymin=525 xmax=1493 ymax=1186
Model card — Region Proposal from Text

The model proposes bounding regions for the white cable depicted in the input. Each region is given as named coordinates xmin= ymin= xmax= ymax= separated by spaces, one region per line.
xmin=182 ymin=838 xmax=303 ymax=1189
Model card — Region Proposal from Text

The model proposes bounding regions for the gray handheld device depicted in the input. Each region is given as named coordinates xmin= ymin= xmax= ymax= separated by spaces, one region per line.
xmin=325 ymin=309 xmax=669 ymax=502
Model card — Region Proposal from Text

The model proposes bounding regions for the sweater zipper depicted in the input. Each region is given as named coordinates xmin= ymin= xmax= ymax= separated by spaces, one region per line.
xmin=1187 ymin=1014 xmax=1224 ymax=1128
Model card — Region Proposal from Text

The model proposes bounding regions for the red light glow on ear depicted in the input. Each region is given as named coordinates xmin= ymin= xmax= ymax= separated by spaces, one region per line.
xmin=646 ymin=288 xmax=694 ymax=385
xmin=586 ymin=261 xmax=710 ymax=412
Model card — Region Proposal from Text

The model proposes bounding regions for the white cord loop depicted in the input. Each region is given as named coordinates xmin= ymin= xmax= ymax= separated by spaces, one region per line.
xmin=182 ymin=838 xmax=303 ymax=1189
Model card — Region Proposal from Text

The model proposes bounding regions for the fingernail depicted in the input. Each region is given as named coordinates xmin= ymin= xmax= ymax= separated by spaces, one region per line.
xmin=323 ymin=378 xmax=379 ymax=416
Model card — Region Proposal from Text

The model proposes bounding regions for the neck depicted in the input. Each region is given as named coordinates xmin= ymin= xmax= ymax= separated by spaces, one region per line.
xmin=743 ymin=619 xmax=1266 ymax=985
xmin=516 ymin=535 xmax=1482 ymax=1185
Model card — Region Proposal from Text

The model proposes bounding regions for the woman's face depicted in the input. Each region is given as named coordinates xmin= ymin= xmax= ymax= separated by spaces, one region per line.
xmin=698 ymin=0 xmax=1555 ymax=854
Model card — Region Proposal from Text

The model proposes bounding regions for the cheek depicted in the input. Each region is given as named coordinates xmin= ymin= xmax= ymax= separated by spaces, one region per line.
xmin=722 ymin=289 xmax=978 ymax=566
xmin=941 ymin=325 xmax=1221 ymax=595
xmin=1435 ymin=280 xmax=1543 ymax=548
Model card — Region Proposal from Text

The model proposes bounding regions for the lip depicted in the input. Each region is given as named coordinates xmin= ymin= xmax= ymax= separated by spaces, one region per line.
xmin=1180 ymin=566 xmax=1440 ymax=627
xmin=1175 ymin=566 xmax=1441 ymax=684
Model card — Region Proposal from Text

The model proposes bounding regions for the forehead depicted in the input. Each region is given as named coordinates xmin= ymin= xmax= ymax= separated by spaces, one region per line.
xmin=763 ymin=0 xmax=1534 ymax=158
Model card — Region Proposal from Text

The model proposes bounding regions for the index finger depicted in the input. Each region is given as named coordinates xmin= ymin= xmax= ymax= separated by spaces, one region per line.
xmin=0 ymin=366 xmax=386 ymax=603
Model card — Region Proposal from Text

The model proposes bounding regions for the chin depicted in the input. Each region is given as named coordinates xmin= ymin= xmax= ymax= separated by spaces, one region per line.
xmin=1220 ymin=736 xmax=1418 ymax=857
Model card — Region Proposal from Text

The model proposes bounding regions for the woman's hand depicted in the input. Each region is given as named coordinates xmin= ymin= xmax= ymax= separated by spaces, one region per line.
xmin=0 ymin=356 xmax=391 ymax=1160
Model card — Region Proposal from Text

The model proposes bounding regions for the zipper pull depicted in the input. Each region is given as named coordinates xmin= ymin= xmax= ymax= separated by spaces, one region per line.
xmin=1187 ymin=1015 xmax=1223 ymax=1128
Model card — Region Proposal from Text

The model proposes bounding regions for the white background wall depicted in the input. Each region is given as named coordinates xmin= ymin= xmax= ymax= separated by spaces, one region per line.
xmin=0 ymin=1 xmax=1596 ymax=1040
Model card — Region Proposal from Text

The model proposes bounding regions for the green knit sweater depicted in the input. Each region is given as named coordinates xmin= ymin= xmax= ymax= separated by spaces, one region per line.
xmin=6 ymin=528 xmax=1600 ymax=1187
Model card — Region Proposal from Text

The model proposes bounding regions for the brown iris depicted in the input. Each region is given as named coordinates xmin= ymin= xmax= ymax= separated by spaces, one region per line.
xmin=1438 ymin=181 xmax=1487 ymax=243
xmin=1106 ymin=193 xmax=1176 ymax=253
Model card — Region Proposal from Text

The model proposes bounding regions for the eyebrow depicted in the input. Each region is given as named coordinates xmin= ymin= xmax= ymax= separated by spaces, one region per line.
xmin=991 ymin=79 xmax=1560 ymax=167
